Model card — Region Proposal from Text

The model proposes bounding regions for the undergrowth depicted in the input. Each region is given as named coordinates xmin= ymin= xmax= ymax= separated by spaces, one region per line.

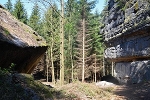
xmin=59 ymin=81 xmax=115 ymax=100
xmin=0 ymin=67 xmax=74 ymax=100
xmin=0 ymin=67 xmax=115 ymax=100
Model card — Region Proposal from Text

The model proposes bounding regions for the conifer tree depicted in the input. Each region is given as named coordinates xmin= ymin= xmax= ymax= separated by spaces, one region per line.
xmin=28 ymin=3 xmax=40 ymax=33
xmin=88 ymin=11 xmax=104 ymax=82
xmin=59 ymin=0 xmax=65 ymax=85
xmin=42 ymin=3 xmax=60 ymax=84
xmin=64 ymin=0 xmax=79 ymax=82
xmin=75 ymin=0 xmax=97 ymax=82
xmin=4 ymin=0 xmax=13 ymax=13
xmin=28 ymin=0 xmax=104 ymax=83
xmin=13 ymin=0 xmax=28 ymax=24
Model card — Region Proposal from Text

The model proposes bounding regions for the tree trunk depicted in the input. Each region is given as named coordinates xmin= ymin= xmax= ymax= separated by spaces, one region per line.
xmin=71 ymin=57 xmax=74 ymax=81
xmin=60 ymin=0 xmax=64 ymax=85
xmin=69 ymin=9 xmax=74 ymax=82
xmin=51 ymin=39 xmax=55 ymax=84
xmin=82 ymin=15 xmax=85 ymax=83
xmin=46 ymin=51 xmax=50 ymax=82
xmin=69 ymin=30 xmax=74 ymax=82
xmin=112 ymin=61 xmax=114 ymax=76
xmin=103 ymin=53 xmax=105 ymax=76
xmin=95 ymin=54 xmax=97 ymax=82
xmin=50 ymin=0 xmax=55 ymax=85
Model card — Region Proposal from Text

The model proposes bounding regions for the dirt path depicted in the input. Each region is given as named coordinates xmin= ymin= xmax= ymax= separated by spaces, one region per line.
xmin=40 ymin=79 xmax=150 ymax=100
xmin=113 ymin=81 xmax=150 ymax=100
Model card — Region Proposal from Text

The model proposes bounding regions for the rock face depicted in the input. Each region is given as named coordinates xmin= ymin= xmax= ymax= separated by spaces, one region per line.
xmin=0 ymin=5 xmax=47 ymax=73
xmin=114 ymin=61 xmax=150 ymax=84
xmin=102 ymin=0 xmax=150 ymax=84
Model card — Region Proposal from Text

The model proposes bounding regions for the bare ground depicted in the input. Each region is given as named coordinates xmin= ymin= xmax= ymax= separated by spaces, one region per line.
xmin=42 ymin=80 xmax=150 ymax=100
xmin=113 ymin=81 xmax=150 ymax=100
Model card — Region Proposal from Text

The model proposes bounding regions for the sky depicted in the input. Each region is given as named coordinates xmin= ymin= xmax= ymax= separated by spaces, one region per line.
xmin=0 ymin=0 xmax=105 ymax=17
xmin=93 ymin=0 xmax=105 ymax=13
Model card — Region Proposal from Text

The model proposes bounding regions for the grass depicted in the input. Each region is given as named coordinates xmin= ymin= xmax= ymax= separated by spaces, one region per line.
xmin=3 ymin=27 xmax=10 ymax=35
xmin=0 ymin=72 xmax=73 ymax=100
xmin=58 ymin=81 xmax=115 ymax=100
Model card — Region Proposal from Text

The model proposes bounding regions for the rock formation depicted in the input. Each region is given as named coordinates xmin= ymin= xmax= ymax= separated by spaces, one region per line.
xmin=0 ymin=5 xmax=47 ymax=73
xmin=102 ymin=0 xmax=150 ymax=84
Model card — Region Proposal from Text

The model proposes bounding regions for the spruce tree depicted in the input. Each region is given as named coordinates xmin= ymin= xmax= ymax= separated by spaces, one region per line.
xmin=28 ymin=3 xmax=40 ymax=33
xmin=13 ymin=0 xmax=28 ymax=24
xmin=4 ymin=0 xmax=13 ymax=13
xmin=75 ymin=0 xmax=97 ymax=82
xmin=59 ymin=0 xmax=65 ymax=85
xmin=88 ymin=11 xmax=104 ymax=82
xmin=64 ymin=0 xmax=79 ymax=82
xmin=42 ymin=3 xmax=60 ymax=84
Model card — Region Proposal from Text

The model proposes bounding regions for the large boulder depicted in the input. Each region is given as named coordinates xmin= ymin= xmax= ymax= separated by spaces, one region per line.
xmin=0 ymin=5 xmax=47 ymax=73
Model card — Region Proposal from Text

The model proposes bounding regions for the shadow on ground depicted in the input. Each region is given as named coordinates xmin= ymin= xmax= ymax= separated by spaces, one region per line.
xmin=114 ymin=81 xmax=150 ymax=100
xmin=101 ymin=75 xmax=150 ymax=100
xmin=101 ymin=75 xmax=120 ymax=85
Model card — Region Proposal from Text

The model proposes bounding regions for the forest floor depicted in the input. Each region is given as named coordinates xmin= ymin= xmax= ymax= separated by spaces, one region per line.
xmin=42 ymin=80 xmax=150 ymax=100
xmin=1 ymin=72 xmax=150 ymax=100
xmin=42 ymin=81 xmax=116 ymax=100
xmin=113 ymin=81 xmax=150 ymax=100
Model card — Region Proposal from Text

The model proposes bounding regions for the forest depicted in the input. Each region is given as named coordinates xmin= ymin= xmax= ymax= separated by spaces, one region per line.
xmin=3 ymin=0 xmax=106 ymax=85
xmin=2 ymin=0 xmax=150 ymax=99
